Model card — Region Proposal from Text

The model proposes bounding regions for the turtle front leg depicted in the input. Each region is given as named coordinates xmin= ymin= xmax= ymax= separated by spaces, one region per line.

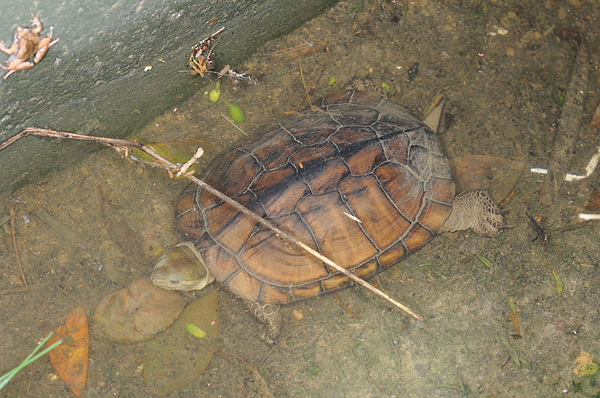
xmin=242 ymin=299 xmax=282 ymax=343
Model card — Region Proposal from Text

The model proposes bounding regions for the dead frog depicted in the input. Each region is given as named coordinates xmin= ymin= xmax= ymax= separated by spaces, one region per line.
xmin=0 ymin=15 xmax=59 ymax=79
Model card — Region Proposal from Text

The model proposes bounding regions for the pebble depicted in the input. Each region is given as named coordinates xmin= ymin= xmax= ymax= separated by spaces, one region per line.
xmin=558 ymin=7 xmax=567 ymax=20
xmin=506 ymin=47 xmax=516 ymax=57
xmin=292 ymin=309 xmax=303 ymax=320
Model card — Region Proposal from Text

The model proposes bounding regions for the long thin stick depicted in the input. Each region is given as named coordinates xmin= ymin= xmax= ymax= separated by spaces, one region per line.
xmin=298 ymin=56 xmax=311 ymax=106
xmin=539 ymin=32 xmax=589 ymax=205
xmin=8 ymin=204 xmax=27 ymax=287
xmin=186 ymin=172 xmax=423 ymax=320
xmin=0 ymin=127 xmax=423 ymax=320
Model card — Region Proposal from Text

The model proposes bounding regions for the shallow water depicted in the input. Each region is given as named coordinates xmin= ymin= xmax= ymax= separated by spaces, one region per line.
xmin=1 ymin=0 xmax=600 ymax=396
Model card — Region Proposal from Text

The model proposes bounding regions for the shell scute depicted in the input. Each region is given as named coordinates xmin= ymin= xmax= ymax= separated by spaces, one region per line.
xmin=340 ymin=175 xmax=410 ymax=249
xmin=302 ymin=158 xmax=349 ymax=194
xmin=297 ymin=192 xmax=379 ymax=267
xmin=176 ymin=90 xmax=455 ymax=303
xmin=374 ymin=163 xmax=424 ymax=221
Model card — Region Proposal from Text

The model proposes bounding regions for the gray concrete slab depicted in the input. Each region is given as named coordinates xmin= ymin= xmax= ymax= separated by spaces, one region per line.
xmin=0 ymin=0 xmax=337 ymax=193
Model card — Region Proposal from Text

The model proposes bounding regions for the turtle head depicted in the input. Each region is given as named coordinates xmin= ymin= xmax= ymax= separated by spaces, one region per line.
xmin=151 ymin=242 xmax=215 ymax=291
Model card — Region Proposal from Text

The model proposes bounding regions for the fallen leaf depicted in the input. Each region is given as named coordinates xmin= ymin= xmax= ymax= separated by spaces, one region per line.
xmin=144 ymin=290 xmax=219 ymax=396
xmin=94 ymin=278 xmax=186 ymax=343
xmin=585 ymin=189 xmax=600 ymax=211
xmin=47 ymin=306 xmax=89 ymax=397
xmin=451 ymin=155 xmax=525 ymax=203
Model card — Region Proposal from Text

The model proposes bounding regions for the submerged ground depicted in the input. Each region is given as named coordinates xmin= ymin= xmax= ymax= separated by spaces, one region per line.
xmin=1 ymin=0 xmax=600 ymax=396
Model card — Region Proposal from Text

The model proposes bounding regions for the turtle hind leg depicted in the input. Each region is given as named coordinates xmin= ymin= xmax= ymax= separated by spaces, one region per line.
xmin=439 ymin=190 xmax=503 ymax=237
xmin=242 ymin=299 xmax=282 ymax=343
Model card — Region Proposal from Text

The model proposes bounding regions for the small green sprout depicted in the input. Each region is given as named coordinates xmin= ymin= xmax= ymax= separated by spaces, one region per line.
xmin=185 ymin=323 xmax=207 ymax=339
xmin=474 ymin=254 xmax=492 ymax=268
xmin=222 ymin=100 xmax=245 ymax=123
xmin=209 ymin=80 xmax=221 ymax=103
xmin=381 ymin=82 xmax=392 ymax=94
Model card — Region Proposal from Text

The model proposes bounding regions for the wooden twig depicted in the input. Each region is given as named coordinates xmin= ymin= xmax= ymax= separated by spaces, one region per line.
xmin=220 ymin=114 xmax=248 ymax=136
xmin=332 ymin=292 xmax=360 ymax=320
xmin=271 ymin=40 xmax=328 ymax=62
xmin=6 ymin=203 xmax=28 ymax=287
xmin=270 ymin=43 xmax=311 ymax=57
xmin=177 ymin=147 xmax=204 ymax=177
xmin=525 ymin=212 xmax=548 ymax=244
xmin=539 ymin=30 xmax=589 ymax=205
xmin=185 ymin=174 xmax=423 ymax=320
xmin=0 ymin=127 xmax=424 ymax=320
xmin=298 ymin=56 xmax=311 ymax=106
xmin=0 ymin=286 xmax=32 ymax=295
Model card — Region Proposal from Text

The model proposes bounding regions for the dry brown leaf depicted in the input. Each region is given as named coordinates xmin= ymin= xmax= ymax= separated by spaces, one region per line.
xmin=451 ymin=155 xmax=525 ymax=203
xmin=144 ymin=290 xmax=219 ymax=396
xmin=47 ymin=306 xmax=89 ymax=397
xmin=585 ymin=189 xmax=600 ymax=211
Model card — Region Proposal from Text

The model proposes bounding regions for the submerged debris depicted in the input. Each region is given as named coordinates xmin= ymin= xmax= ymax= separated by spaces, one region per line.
xmin=189 ymin=27 xmax=224 ymax=77
xmin=525 ymin=211 xmax=548 ymax=243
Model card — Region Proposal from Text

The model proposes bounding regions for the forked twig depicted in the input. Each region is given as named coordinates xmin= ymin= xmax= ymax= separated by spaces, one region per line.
xmin=0 ymin=127 xmax=424 ymax=320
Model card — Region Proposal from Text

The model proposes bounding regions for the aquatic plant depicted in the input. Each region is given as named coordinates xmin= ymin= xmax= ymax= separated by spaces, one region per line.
xmin=0 ymin=332 xmax=62 ymax=391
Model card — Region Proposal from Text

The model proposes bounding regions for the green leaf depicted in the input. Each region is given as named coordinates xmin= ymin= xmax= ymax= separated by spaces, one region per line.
xmin=228 ymin=103 xmax=245 ymax=123
xmin=209 ymin=81 xmax=221 ymax=102
xmin=185 ymin=323 xmax=207 ymax=339
xmin=552 ymin=271 xmax=563 ymax=294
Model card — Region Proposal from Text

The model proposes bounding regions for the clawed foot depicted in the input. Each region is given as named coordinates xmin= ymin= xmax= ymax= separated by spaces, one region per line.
xmin=243 ymin=299 xmax=282 ymax=343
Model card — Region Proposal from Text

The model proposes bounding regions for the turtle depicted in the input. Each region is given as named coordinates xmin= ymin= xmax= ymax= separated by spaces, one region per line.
xmin=151 ymin=89 xmax=503 ymax=341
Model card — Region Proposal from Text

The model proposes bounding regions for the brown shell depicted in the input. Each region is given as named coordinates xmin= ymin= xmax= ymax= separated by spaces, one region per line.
xmin=176 ymin=90 xmax=455 ymax=304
